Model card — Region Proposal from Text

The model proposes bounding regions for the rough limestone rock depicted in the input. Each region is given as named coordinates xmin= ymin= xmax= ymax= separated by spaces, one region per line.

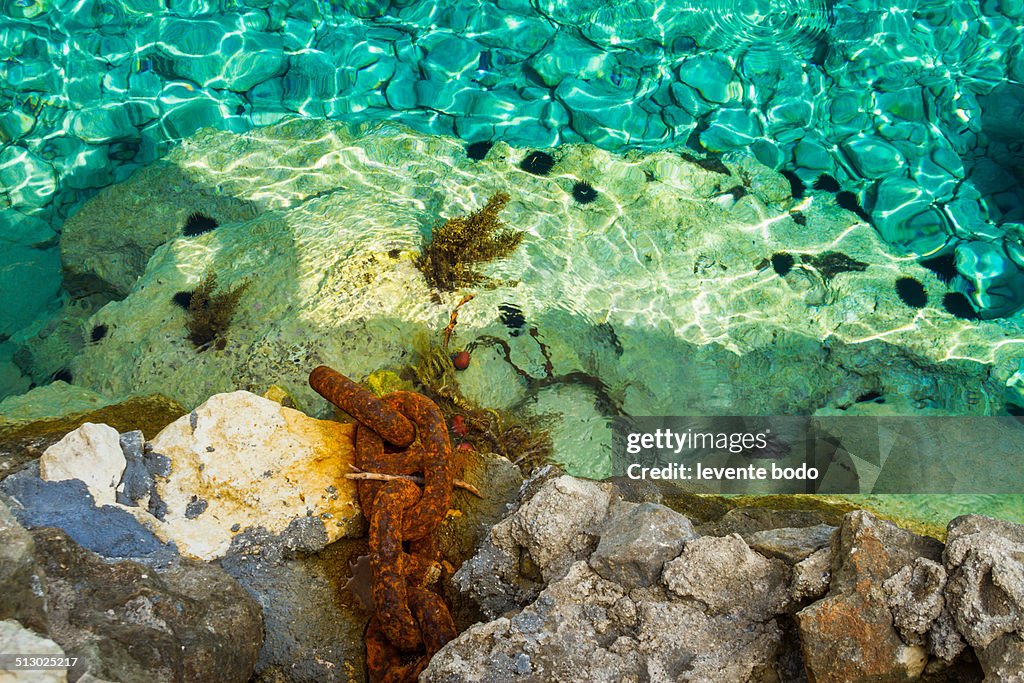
xmin=588 ymin=501 xmax=697 ymax=589
xmin=662 ymin=534 xmax=790 ymax=618
xmin=0 ymin=500 xmax=47 ymax=633
xmin=31 ymin=526 xmax=262 ymax=683
xmin=929 ymin=607 xmax=968 ymax=664
xmin=800 ymin=590 xmax=929 ymax=682
xmin=790 ymin=547 xmax=832 ymax=603
xmin=39 ymin=422 xmax=124 ymax=506
xmin=944 ymin=515 xmax=1024 ymax=650
xmin=745 ymin=523 xmax=836 ymax=564
xmin=829 ymin=510 xmax=944 ymax=593
xmin=148 ymin=391 xmax=361 ymax=560
xmin=883 ymin=557 xmax=947 ymax=646
xmin=21 ymin=120 xmax=1015 ymax=481
xmin=428 ymin=558 xmax=791 ymax=683
xmin=454 ymin=474 xmax=612 ymax=617
xmin=975 ymin=633 xmax=1024 ymax=683
xmin=0 ymin=619 xmax=67 ymax=683
xmin=426 ymin=562 xmax=638 ymax=683
xmin=428 ymin=477 xmax=798 ymax=682
xmin=797 ymin=510 xmax=943 ymax=682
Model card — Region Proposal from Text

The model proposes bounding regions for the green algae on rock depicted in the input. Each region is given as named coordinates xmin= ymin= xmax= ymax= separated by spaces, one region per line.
xmin=11 ymin=122 xmax=1024 ymax=530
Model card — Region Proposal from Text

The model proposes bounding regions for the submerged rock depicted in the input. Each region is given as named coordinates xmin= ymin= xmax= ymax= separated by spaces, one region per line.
xmin=16 ymin=121 xmax=1015 ymax=483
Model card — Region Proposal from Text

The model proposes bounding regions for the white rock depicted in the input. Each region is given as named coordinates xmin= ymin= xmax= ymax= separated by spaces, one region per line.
xmin=39 ymin=422 xmax=125 ymax=506
xmin=0 ymin=619 xmax=67 ymax=683
xmin=148 ymin=391 xmax=360 ymax=560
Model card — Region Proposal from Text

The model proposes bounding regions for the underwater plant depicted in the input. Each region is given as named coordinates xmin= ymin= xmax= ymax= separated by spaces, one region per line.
xmin=407 ymin=335 xmax=553 ymax=472
xmin=183 ymin=269 xmax=249 ymax=350
xmin=417 ymin=192 xmax=524 ymax=291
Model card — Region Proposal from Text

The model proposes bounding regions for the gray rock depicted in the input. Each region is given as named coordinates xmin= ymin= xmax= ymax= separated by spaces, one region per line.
xmin=634 ymin=599 xmax=784 ymax=682
xmin=662 ymin=534 xmax=790 ymax=619
xmin=0 ymin=499 xmax=47 ymax=632
xmin=698 ymin=505 xmax=842 ymax=538
xmin=976 ymin=633 xmax=1024 ymax=683
xmin=454 ymin=475 xmax=612 ymax=618
xmin=929 ymin=606 xmax=967 ymax=663
xmin=944 ymin=514 xmax=1024 ymax=649
xmin=746 ymin=523 xmax=836 ymax=564
xmin=426 ymin=559 xmax=788 ymax=683
xmin=32 ymin=527 xmax=262 ymax=683
xmin=790 ymin=547 xmax=832 ymax=603
xmin=0 ymin=464 xmax=175 ymax=564
xmin=588 ymin=502 xmax=696 ymax=589
xmin=883 ymin=557 xmax=946 ymax=644
xmin=115 ymin=430 xmax=154 ymax=506
xmin=220 ymin=526 xmax=365 ymax=682
xmin=0 ymin=619 xmax=66 ymax=683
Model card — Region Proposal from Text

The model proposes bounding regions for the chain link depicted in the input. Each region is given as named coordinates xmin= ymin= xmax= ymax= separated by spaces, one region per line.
xmin=309 ymin=366 xmax=457 ymax=682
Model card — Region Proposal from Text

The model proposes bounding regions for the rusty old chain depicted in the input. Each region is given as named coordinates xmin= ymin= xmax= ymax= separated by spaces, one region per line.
xmin=309 ymin=365 xmax=457 ymax=683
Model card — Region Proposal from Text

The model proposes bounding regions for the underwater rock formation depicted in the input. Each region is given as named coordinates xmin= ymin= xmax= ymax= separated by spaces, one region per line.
xmin=18 ymin=121 xmax=1021 ymax=479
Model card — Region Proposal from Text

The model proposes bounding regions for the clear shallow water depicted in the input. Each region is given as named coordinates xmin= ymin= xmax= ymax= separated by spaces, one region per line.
xmin=3 ymin=0 xmax=1024 ymax=337
xmin=3 ymin=0 xmax=1024 ymax=525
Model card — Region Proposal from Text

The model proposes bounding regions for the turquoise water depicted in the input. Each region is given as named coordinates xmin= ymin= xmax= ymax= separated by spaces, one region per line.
xmin=3 ymin=0 xmax=1024 ymax=526
xmin=3 ymin=0 xmax=1024 ymax=338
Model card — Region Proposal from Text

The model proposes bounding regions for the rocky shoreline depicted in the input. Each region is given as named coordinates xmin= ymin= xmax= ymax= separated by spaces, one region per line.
xmin=2 ymin=393 xmax=1023 ymax=682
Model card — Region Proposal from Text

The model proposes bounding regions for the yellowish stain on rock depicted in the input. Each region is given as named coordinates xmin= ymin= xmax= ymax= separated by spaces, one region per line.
xmin=149 ymin=391 xmax=363 ymax=560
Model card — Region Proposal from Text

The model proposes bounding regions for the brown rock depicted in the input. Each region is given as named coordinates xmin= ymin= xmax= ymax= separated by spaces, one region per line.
xmin=797 ymin=510 xmax=943 ymax=682
xmin=798 ymin=591 xmax=927 ymax=681
xmin=0 ymin=499 xmax=47 ymax=633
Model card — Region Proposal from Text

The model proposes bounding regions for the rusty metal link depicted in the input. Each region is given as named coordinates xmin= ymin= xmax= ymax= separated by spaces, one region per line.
xmin=309 ymin=365 xmax=457 ymax=683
